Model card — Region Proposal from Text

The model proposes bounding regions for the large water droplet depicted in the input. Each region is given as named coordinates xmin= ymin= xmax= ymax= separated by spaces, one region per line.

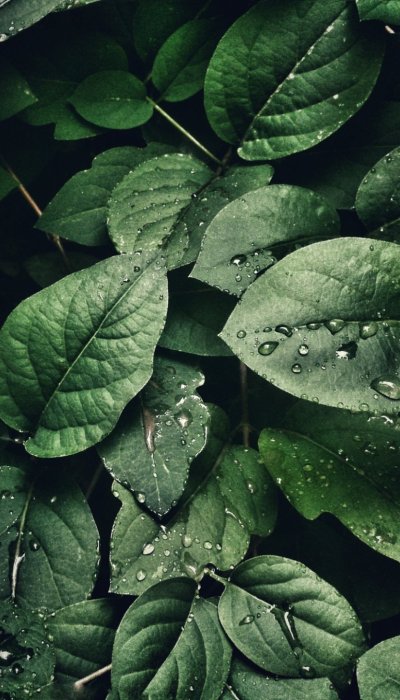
xmin=276 ymin=324 xmax=292 ymax=337
xmin=230 ymin=254 xmax=247 ymax=266
xmin=136 ymin=569 xmax=146 ymax=581
xmin=325 ymin=319 xmax=346 ymax=334
xmin=258 ymin=341 xmax=278 ymax=356
xmin=291 ymin=363 xmax=302 ymax=374
xmin=370 ymin=375 xmax=400 ymax=400
xmin=360 ymin=321 xmax=378 ymax=339
xmin=174 ymin=409 xmax=193 ymax=429
xmin=239 ymin=615 xmax=254 ymax=625
xmin=142 ymin=543 xmax=155 ymax=555
xmin=237 ymin=330 xmax=246 ymax=339
xmin=182 ymin=534 xmax=192 ymax=548
xmin=298 ymin=344 xmax=309 ymax=356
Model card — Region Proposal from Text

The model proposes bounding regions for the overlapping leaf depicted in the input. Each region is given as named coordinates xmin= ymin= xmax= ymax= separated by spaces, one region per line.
xmin=356 ymin=146 xmax=400 ymax=240
xmin=0 ymin=0 xmax=100 ymax=40
xmin=356 ymin=0 xmax=400 ymax=23
xmin=357 ymin=636 xmax=400 ymax=699
xmin=0 ymin=56 xmax=36 ymax=121
xmin=0 ymin=254 xmax=168 ymax=457
xmin=132 ymin=0 xmax=204 ymax=62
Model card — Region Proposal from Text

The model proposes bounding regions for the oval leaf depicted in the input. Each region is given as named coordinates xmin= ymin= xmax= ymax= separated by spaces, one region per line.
xmin=355 ymin=146 xmax=400 ymax=240
xmin=357 ymin=636 xmax=400 ymax=699
xmin=218 ymin=555 xmax=365 ymax=679
xmin=191 ymin=186 xmax=340 ymax=296
xmin=356 ymin=0 xmax=400 ymax=23
xmin=0 ymin=254 xmax=168 ymax=457
xmin=205 ymin=0 xmax=384 ymax=159
xmin=221 ymin=237 xmax=400 ymax=415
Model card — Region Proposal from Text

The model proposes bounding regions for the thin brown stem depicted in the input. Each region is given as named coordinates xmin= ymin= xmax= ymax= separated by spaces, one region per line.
xmin=239 ymin=361 xmax=250 ymax=448
xmin=74 ymin=663 xmax=112 ymax=691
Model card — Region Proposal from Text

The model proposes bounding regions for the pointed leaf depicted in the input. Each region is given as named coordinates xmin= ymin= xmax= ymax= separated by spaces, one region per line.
xmin=0 ymin=463 xmax=99 ymax=611
xmin=98 ymin=356 xmax=209 ymax=516
xmin=191 ymin=186 xmax=340 ymax=296
xmin=0 ymin=254 xmax=168 ymax=457
xmin=357 ymin=636 xmax=400 ymax=699
xmin=218 ymin=555 xmax=365 ymax=678
xmin=111 ymin=578 xmax=231 ymax=700
xmin=259 ymin=426 xmax=400 ymax=562
xmin=356 ymin=0 xmax=400 ymax=23
xmin=204 ymin=0 xmax=384 ymax=159
xmin=221 ymin=237 xmax=400 ymax=415
xmin=107 ymin=153 xmax=212 ymax=268
xmin=355 ymin=146 xmax=400 ymax=240
xmin=0 ymin=56 xmax=37 ymax=121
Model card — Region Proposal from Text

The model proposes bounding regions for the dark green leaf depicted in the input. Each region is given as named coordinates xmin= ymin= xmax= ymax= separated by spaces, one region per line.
xmin=98 ymin=356 xmax=209 ymax=516
xmin=357 ymin=637 xmax=400 ymax=699
xmin=107 ymin=153 xmax=212 ymax=268
xmin=355 ymin=146 xmax=400 ymax=239
xmin=0 ymin=0 xmax=100 ymax=39
xmin=0 ymin=165 xmax=16 ymax=202
xmin=191 ymin=186 xmax=340 ymax=296
xmin=205 ymin=0 xmax=384 ymax=159
xmin=0 ymin=254 xmax=168 ymax=457
xmin=152 ymin=18 xmax=223 ymax=102
xmin=259 ymin=425 xmax=400 ymax=562
xmin=0 ymin=463 xmax=99 ymax=611
xmin=218 ymin=555 xmax=365 ymax=678
xmin=0 ymin=56 xmax=36 ymax=121
xmin=110 ymin=578 xmax=231 ymax=700
xmin=221 ymin=237 xmax=400 ymax=414
xmin=70 ymin=71 xmax=153 ymax=130
xmin=132 ymin=0 xmax=204 ymax=62
xmin=25 ymin=251 xmax=98 ymax=287
xmin=356 ymin=0 xmax=400 ymax=23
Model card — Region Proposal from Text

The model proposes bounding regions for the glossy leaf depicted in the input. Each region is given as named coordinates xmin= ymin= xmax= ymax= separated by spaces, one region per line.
xmin=355 ymin=146 xmax=400 ymax=240
xmin=110 ymin=406 xmax=277 ymax=594
xmin=221 ymin=237 xmax=400 ymax=415
xmin=0 ymin=56 xmax=36 ymax=121
xmin=205 ymin=0 xmax=384 ymax=159
xmin=259 ymin=425 xmax=400 ymax=562
xmin=111 ymin=577 xmax=231 ymax=700
xmin=218 ymin=555 xmax=365 ymax=678
xmin=107 ymin=153 xmax=212 ymax=267
xmin=36 ymin=144 xmax=172 ymax=246
xmin=98 ymin=356 xmax=209 ymax=516
xmin=152 ymin=18 xmax=223 ymax=102
xmin=132 ymin=0 xmax=204 ymax=62
xmin=356 ymin=0 xmax=400 ymax=23
xmin=0 ymin=0 xmax=101 ymax=40
xmin=0 ymin=463 xmax=99 ymax=611
xmin=191 ymin=186 xmax=340 ymax=296
xmin=0 ymin=254 xmax=168 ymax=457
xmin=357 ymin=637 xmax=400 ymax=699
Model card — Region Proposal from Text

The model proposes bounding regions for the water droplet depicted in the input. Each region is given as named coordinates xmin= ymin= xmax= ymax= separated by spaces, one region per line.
xmin=300 ymin=665 xmax=316 ymax=679
xmin=230 ymin=254 xmax=247 ymax=266
xmin=335 ymin=341 xmax=357 ymax=360
xmin=236 ymin=330 xmax=246 ymax=339
xmin=298 ymin=344 xmax=309 ymax=356
xmin=137 ymin=493 xmax=146 ymax=504
xmin=291 ymin=363 xmax=302 ymax=374
xmin=28 ymin=539 xmax=40 ymax=552
xmin=325 ymin=319 xmax=346 ymax=334
xmin=203 ymin=541 xmax=212 ymax=550
xmin=142 ymin=543 xmax=155 ymax=555
xmin=258 ymin=341 xmax=278 ymax=356
xmin=307 ymin=322 xmax=321 ymax=330
xmin=303 ymin=464 xmax=313 ymax=472
xmin=360 ymin=321 xmax=378 ymax=339
xmin=182 ymin=534 xmax=192 ymax=548
xmin=136 ymin=569 xmax=146 ymax=581
xmin=370 ymin=375 xmax=400 ymax=400
xmin=11 ymin=663 xmax=23 ymax=675
xmin=276 ymin=324 xmax=292 ymax=337
xmin=175 ymin=409 xmax=193 ymax=429
xmin=239 ymin=615 xmax=254 ymax=625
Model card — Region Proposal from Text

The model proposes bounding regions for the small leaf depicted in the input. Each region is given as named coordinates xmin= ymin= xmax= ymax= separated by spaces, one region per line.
xmin=205 ymin=0 xmax=384 ymax=159
xmin=25 ymin=251 xmax=98 ymax=287
xmin=221 ymin=238 xmax=400 ymax=414
xmin=355 ymin=146 xmax=400 ymax=240
xmin=70 ymin=70 xmax=153 ymax=129
xmin=259 ymin=426 xmax=400 ymax=562
xmin=356 ymin=0 xmax=400 ymax=23
xmin=218 ymin=555 xmax=365 ymax=678
xmin=152 ymin=18 xmax=223 ymax=102
xmin=110 ymin=578 xmax=231 ymax=700
xmin=357 ymin=636 xmax=400 ymax=699
xmin=132 ymin=0 xmax=204 ymax=62
xmin=98 ymin=356 xmax=209 ymax=516
xmin=107 ymin=153 xmax=212 ymax=268
xmin=0 ymin=463 xmax=99 ymax=611
xmin=0 ymin=56 xmax=36 ymax=121
xmin=191 ymin=186 xmax=340 ymax=296
xmin=0 ymin=254 xmax=168 ymax=457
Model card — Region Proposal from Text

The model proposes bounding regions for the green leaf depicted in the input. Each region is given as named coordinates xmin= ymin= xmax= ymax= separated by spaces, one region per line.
xmin=355 ymin=146 xmax=400 ymax=239
xmin=357 ymin=636 xmax=400 ymax=699
xmin=0 ymin=0 xmax=101 ymax=39
xmin=107 ymin=153 xmax=212 ymax=268
xmin=0 ymin=599 xmax=55 ymax=696
xmin=98 ymin=356 xmax=209 ymax=516
xmin=0 ymin=56 xmax=36 ymax=121
xmin=110 ymin=406 xmax=277 ymax=594
xmin=218 ymin=555 xmax=365 ymax=678
xmin=177 ymin=164 xmax=274 ymax=266
xmin=152 ymin=18 xmax=223 ymax=102
xmin=132 ymin=0 xmax=204 ymax=62
xmin=70 ymin=71 xmax=153 ymax=130
xmin=223 ymin=658 xmax=339 ymax=700
xmin=259 ymin=425 xmax=400 ymax=562
xmin=0 ymin=463 xmax=99 ymax=611
xmin=25 ymin=251 xmax=98 ymax=287
xmin=356 ymin=0 xmax=400 ymax=23
xmin=191 ymin=185 xmax=340 ymax=297
xmin=0 ymin=254 xmax=168 ymax=457
xmin=221 ymin=237 xmax=400 ymax=415
xmin=204 ymin=0 xmax=384 ymax=159
xmin=36 ymin=144 xmax=173 ymax=246
xmin=110 ymin=578 xmax=231 ymax=700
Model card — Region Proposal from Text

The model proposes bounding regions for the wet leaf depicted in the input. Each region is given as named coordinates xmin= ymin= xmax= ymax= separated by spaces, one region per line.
xmin=356 ymin=0 xmax=400 ymax=23
xmin=356 ymin=636 xmax=400 ymax=699
xmin=356 ymin=146 xmax=400 ymax=240
xmin=0 ymin=56 xmax=36 ymax=121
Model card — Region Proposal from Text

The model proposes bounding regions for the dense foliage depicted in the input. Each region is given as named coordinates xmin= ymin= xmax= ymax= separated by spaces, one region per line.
xmin=1 ymin=1 xmax=400 ymax=698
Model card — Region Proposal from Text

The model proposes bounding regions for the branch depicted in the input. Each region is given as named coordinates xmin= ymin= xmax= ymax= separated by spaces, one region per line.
xmin=73 ymin=663 xmax=112 ymax=691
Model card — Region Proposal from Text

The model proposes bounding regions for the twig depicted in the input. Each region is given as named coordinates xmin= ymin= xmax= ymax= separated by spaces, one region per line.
xmin=74 ymin=663 xmax=112 ymax=691
xmin=11 ymin=484 xmax=34 ymax=599
xmin=204 ymin=567 xmax=228 ymax=586
xmin=239 ymin=361 xmax=250 ymax=448
xmin=85 ymin=463 xmax=104 ymax=500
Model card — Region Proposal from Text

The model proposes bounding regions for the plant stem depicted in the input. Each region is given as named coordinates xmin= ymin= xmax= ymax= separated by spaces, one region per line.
xmin=146 ymin=98 xmax=223 ymax=166
xmin=239 ymin=361 xmax=250 ymax=448
xmin=204 ymin=567 xmax=228 ymax=586
xmin=74 ymin=663 xmax=112 ymax=691
xmin=11 ymin=483 xmax=34 ymax=599
xmin=85 ymin=463 xmax=104 ymax=500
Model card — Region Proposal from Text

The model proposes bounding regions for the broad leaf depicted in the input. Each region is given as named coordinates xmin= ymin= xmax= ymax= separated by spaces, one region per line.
xmin=70 ymin=71 xmax=152 ymax=130
xmin=191 ymin=186 xmax=340 ymax=296
xmin=107 ymin=153 xmax=212 ymax=268
xmin=110 ymin=406 xmax=277 ymax=594
xmin=111 ymin=578 xmax=231 ymax=700
xmin=222 ymin=658 xmax=339 ymax=700
xmin=0 ymin=56 xmax=36 ymax=121
xmin=355 ymin=146 xmax=400 ymax=239
xmin=152 ymin=18 xmax=223 ymax=102
xmin=0 ymin=463 xmax=99 ymax=611
xmin=259 ymin=425 xmax=400 ymax=562
xmin=357 ymin=637 xmax=400 ymax=699
xmin=0 ymin=599 xmax=55 ymax=697
xmin=0 ymin=254 xmax=168 ymax=457
xmin=221 ymin=237 xmax=400 ymax=415
xmin=132 ymin=0 xmax=204 ymax=62
xmin=205 ymin=0 xmax=384 ymax=159
xmin=218 ymin=555 xmax=365 ymax=679
xmin=98 ymin=356 xmax=209 ymax=516
xmin=36 ymin=144 xmax=172 ymax=246
xmin=25 ymin=251 xmax=98 ymax=287
xmin=356 ymin=0 xmax=400 ymax=23
xmin=0 ymin=0 xmax=100 ymax=39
